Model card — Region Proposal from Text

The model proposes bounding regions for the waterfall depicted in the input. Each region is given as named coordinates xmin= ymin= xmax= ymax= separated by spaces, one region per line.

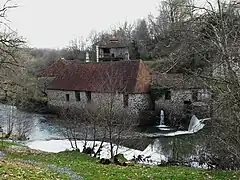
xmin=188 ymin=115 xmax=205 ymax=133
xmin=152 ymin=115 xmax=208 ymax=137
xmin=159 ymin=110 xmax=165 ymax=125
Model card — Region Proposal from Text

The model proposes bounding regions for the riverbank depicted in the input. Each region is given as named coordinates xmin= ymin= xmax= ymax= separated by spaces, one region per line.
xmin=0 ymin=96 xmax=49 ymax=114
xmin=0 ymin=142 xmax=239 ymax=180
xmin=0 ymin=142 xmax=70 ymax=179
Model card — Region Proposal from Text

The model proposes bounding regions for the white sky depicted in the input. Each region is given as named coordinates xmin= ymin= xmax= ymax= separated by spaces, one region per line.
xmin=6 ymin=0 xmax=160 ymax=49
xmin=5 ymin=0 xmax=211 ymax=49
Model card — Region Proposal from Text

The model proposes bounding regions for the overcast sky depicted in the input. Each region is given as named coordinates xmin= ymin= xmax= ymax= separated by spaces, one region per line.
xmin=6 ymin=0 xmax=160 ymax=49
xmin=5 ymin=0 xmax=211 ymax=49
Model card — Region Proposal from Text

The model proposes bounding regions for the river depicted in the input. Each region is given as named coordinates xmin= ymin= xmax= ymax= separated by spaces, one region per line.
xmin=0 ymin=104 xmax=208 ymax=167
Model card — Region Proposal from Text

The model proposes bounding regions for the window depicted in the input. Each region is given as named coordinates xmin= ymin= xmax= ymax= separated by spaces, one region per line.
xmin=86 ymin=91 xmax=91 ymax=102
xmin=123 ymin=94 xmax=129 ymax=108
xmin=75 ymin=91 xmax=81 ymax=102
xmin=103 ymin=48 xmax=110 ymax=57
xmin=192 ymin=90 xmax=198 ymax=101
xmin=65 ymin=94 xmax=70 ymax=102
xmin=165 ymin=90 xmax=171 ymax=100
xmin=103 ymin=48 xmax=110 ymax=54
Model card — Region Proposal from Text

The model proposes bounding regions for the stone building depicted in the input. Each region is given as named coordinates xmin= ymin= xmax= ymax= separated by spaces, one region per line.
xmin=96 ymin=38 xmax=129 ymax=62
xmin=40 ymin=59 xmax=152 ymax=114
xmin=151 ymin=72 xmax=211 ymax=119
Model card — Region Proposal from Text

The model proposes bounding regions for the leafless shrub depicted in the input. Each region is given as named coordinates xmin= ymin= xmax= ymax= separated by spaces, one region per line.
xmin=14 ymin=112 xmax=34 ymax=140
xmin=55 ymin=106 xmax=84 ymax=151
xmin=154 ymin=0 xmax=240 ymax=169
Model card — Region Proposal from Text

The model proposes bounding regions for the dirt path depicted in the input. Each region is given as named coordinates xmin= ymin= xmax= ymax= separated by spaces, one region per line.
xmin=0 ymin=151 xmax=5 ymax=159
xmin=13 ymin=159 xmax=84 ymax=180
xmin=1 ymin=150 xmax=83 ymax=180
xmin=1 ymin=144 xmax=84 ymax=180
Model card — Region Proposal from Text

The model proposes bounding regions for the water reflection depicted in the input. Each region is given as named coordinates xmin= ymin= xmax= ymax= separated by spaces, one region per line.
xmin=138 ymin=123 xmax=209 ymax=163
xmin=0 ymin=104 xmax=62 ymax=140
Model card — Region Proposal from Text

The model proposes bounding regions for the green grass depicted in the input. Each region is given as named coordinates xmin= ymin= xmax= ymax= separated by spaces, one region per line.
xmin=0 ymin=142 xmax=68 ymax=179
xmin=0 ymin=142 xmax=239 ymax=180
xmin=6 ymin=149 xmax=240 ymax=180
xmin=0 ymin=141 xmax=22 ymax=148
xmin=0 ymin=160 xmax=68 ymax=179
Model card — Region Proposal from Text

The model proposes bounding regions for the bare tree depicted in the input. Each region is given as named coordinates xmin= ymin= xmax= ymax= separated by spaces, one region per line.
xmin=56 ymin=106 xmax=83 ymax=151
xmin=148 ymin=0 xmax=196 ymax=58
xmin=0 ymin=0 xmax=25 ymax=102
xmin=87 ymin=63 xmax=138 ymax=159
xmin=86 ymin=99 xmax=136 ymax=159
xmin=198 ymin=0 xmax=240 ymax=170
xmin=5 ymin=104 xmax=14 ymax=138
xmin=14 ymin=111 xmax=34 ymax=140
xmin=152 ymin=0 xmax=240 ymax=169
xmin=64 ymin=37 xmax=87 ymax=60
xmin=52 ymin=61 xmax=138 ymax=159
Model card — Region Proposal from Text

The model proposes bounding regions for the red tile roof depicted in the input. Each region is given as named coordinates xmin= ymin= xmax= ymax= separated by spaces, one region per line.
xmin=41 ymin=60 xmax=151 ymax=93
xmin=41 ymin=60 xmax=68 ymax=77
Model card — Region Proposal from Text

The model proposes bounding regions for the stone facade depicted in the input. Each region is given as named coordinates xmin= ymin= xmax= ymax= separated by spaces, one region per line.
xmin=47 ymin=89 xmax=151 ymax=113
xmin=129 ymin=94 xmax=152 ymax=112
xmin=155 ymin=89 xmax=211 ymax=116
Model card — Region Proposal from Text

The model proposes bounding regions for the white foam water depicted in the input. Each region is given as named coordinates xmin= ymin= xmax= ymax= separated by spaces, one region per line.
xmin=145 ymin=116 xmax=210 ymax=137
xmin=26 ymin=139 xmax=167 ymax=165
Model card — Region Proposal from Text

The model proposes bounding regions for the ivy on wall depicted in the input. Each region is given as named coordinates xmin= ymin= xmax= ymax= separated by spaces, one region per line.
xmin=150 ymin=86 xmax=170 ymax=101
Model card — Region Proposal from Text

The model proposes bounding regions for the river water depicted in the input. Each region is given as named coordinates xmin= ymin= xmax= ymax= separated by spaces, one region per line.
xmin=0 ymin=104 xmax=208 ymax=167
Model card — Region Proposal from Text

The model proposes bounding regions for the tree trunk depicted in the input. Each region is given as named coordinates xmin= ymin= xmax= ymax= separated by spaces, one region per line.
xmin=94 ymin=131 xmax=106 ymax=158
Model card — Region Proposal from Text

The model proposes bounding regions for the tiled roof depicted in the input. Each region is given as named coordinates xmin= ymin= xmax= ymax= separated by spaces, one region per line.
xmin=151 ymin=73 xmax=184 ymax=88
xmin=151 ymin=72 xmax=206 ymax=89
xmin=41 ymin=60 xmax=68 ymax=77
xmin=98 ymin=39 xmax=127 ymax=48
xmin=41 ymin=60 xmax=151 ymax=93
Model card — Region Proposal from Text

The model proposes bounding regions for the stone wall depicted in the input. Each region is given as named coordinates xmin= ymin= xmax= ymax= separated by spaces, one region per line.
xmin=46 ymin=90 xmax=151 ymax=113
xmin=47 ymin=90 xmax=87 ymax=108
xmin=155 ymin=89 xmax=190 ymax=117
xmin=129 ymin=94 xmax=152 ymax=112
xmin=155 ymin=89 xmax=211 ymax=115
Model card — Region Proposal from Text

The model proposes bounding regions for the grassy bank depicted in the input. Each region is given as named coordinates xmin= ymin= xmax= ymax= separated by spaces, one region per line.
xmin=0 ymin=142 xmax=68 ymax=179
xmin=1 ymin=142 xmax=239 ymax=180
xmin=0 ymin=161 xmax=68 ymax=179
